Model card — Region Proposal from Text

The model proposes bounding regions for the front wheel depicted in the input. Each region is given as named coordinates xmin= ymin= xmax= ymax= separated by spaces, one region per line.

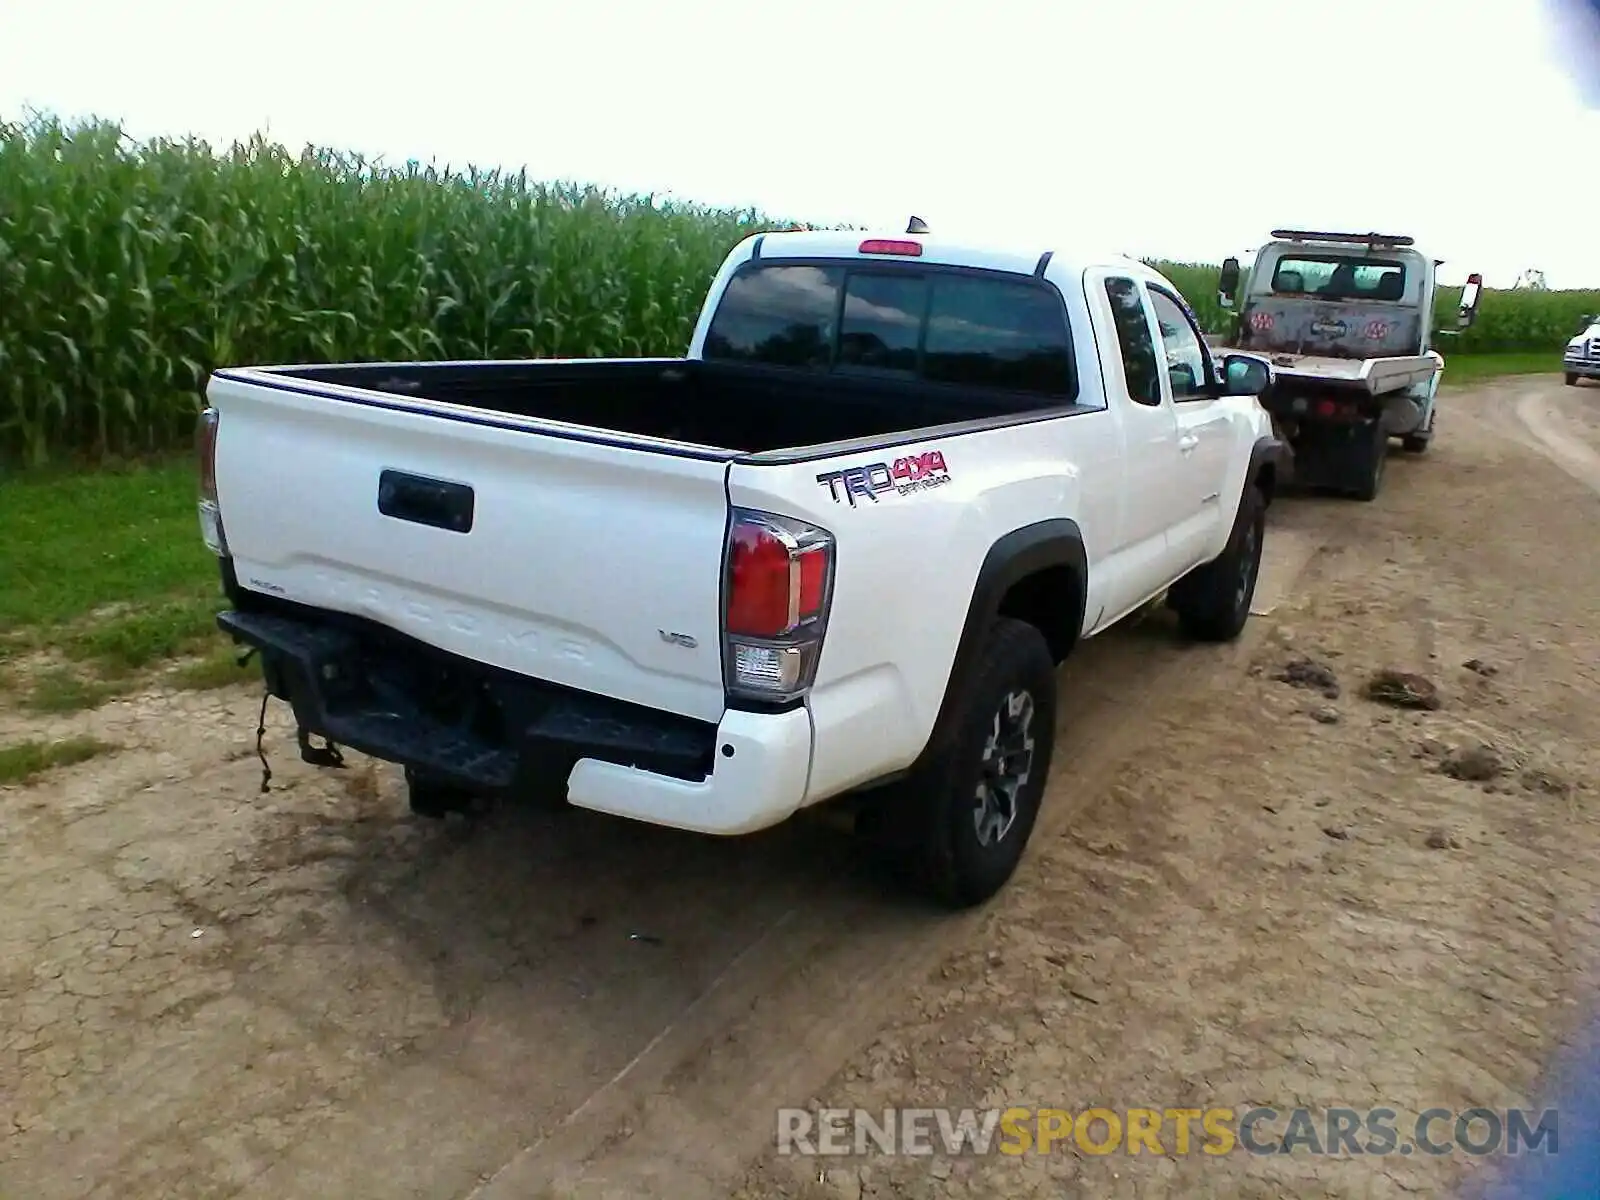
xmin=1168 ymin=484 xmax=1267 ymax=643
xmin=1567 ymin=372 xmax=1581 ymax=387
xmin=872 ymin=618 xmax=1057 ymax=909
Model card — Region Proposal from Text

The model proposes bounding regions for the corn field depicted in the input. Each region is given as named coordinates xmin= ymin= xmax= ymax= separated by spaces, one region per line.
xmin=3 ymin=115 xmax=1597 ymax=465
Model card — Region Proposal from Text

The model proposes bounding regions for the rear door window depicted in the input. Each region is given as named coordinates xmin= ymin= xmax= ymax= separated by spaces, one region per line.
xmin=1103 ymin=277 xmax=1163 ymax=406
xmin=703 ymin=262 xmax=1077 ymax=402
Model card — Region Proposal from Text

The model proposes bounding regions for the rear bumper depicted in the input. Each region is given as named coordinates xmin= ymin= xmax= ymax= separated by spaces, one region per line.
xmin=218 ymin=601 xmax=813 ymax=836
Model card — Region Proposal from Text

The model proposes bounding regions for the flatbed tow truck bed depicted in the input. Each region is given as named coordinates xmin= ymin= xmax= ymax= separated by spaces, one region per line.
xmin=1206 ymin=341 xmax=1439 ymax=397
xmin=1258 ymin=351 xmax=1438 ymax=396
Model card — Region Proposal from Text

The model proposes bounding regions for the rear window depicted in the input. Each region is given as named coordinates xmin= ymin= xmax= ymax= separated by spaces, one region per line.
xmin=1271 ymin=255 xmax=1407 ymax=302
xmin=703 ymin=262 xmax=1076 ymax=399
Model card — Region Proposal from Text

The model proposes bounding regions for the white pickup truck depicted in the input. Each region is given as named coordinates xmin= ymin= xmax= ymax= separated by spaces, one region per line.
xmin=198 ymin=226 xmax=1282 ymax=907
xmin=1565 ymin=314 xmax=1600 ymax=386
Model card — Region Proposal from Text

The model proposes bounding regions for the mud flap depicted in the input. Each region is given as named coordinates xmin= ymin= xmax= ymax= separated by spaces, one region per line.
xmin=1286 ymin=419 xmax=1384 ymax=495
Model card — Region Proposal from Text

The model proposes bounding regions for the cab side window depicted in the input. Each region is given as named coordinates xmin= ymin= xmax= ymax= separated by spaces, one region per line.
xmin=1148 ymin=288 xmax=1211 ymax=401
xmin=1104 ymin=277 xmax=1162 ymax=406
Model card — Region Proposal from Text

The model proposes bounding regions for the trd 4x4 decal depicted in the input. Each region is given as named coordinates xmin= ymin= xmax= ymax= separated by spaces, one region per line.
xmin=816 ymin=450 xmax=951 ymax=507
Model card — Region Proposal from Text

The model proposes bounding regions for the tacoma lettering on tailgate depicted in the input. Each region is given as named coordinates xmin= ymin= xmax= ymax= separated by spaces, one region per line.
xmin=816 ymin=450 xmax=951 ymax=507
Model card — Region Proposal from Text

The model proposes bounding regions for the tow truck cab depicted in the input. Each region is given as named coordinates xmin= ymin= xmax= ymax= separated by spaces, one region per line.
xmin=1212 ymin=230 xmax=1483 ymax=500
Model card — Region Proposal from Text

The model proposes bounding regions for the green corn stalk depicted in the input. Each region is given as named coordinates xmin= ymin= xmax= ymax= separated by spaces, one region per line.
xmin=2 ymin=111 xmax=1596 ymax=466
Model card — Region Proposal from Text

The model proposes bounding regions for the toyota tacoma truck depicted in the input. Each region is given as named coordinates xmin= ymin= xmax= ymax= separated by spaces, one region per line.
xmin=197 ymin=225 xmax=1281 ymax=908
xmin=1565 ymin=314 xmax=1600 ymax=386
xmin=1212 ymin=230 xmax=1482 ymax=501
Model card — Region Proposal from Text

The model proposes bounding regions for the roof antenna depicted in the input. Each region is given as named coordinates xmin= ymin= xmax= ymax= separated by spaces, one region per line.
xmin=906 ymin=215 xmax=930 ymax=234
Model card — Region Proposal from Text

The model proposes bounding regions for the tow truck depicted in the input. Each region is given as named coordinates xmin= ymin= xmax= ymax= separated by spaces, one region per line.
xmin=1212 ymin=230 xmax=1482 ymax=500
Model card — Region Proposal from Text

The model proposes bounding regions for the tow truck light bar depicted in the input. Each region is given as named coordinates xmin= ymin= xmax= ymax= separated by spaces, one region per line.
xmin=1270 ymin=229 xmax=1416 ymax=249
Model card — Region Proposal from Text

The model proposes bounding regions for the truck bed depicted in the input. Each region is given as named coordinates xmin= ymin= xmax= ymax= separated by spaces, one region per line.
xmin=204 ymin=352 xmax=1085 ymax=729
xmin=239 ymin=356 xmax=1066 ymax=458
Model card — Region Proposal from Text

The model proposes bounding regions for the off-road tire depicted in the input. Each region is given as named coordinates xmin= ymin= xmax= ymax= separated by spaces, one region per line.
xmin=1167 ymin=484 xmax=1266 ymax=643
xmin=872 ymin=618 xmax=1057 ymax=909
xmin=1567 ymin=372 xmax=1581 ymax=387
xmin=1401 ymin=433 xmax=1430 ymax=454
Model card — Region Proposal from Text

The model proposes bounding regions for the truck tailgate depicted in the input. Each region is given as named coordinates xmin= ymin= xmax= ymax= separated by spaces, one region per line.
xmin=208 ymin=371 xmax=735 ymax=724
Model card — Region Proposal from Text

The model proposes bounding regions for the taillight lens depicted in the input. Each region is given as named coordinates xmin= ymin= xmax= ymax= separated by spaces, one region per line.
xmin=722 ymin=509 xmax=835 ymax=703
xmin=196 ymin=406 xmax=227 ymax=556
xmin=726 ymin=523 xmax=797 ymax=637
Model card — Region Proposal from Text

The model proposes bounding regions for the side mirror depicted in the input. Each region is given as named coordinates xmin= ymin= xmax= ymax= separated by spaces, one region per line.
xmin=1457 ymin=273 xmax=1483 ymax=329
xmin=1218 ymin=257 xmax=1241 ymax=310
xmin=1220 ymin=352 xmax=1272 ymax=397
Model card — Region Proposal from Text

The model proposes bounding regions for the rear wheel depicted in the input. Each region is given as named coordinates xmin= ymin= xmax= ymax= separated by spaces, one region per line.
xmin=1168 ymin=484 xmax=1267 ymax=643
xmin=871 ymin=618 xmax=1057 ymax=909
xmin=1350 ymin=421 xmax=1387 ymax=501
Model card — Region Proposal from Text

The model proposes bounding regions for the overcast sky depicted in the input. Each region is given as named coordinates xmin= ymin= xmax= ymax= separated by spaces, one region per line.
xmin=4 ymin=0 xmax=1599 ymax=288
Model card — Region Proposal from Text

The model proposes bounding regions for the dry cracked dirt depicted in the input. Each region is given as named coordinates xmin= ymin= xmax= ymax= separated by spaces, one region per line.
xmin=3 ymin=376 xmax=1599 ymax=1199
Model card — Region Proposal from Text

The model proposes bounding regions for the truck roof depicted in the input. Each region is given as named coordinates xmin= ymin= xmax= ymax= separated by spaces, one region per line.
xmin=744 ymin=228 xmax=1155 ymax=283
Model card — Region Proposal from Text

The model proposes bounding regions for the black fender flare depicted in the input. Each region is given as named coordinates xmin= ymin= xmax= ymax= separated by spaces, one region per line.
xmin=912 ymin=519 xmax=1087 ymax=770
xmin=1249 ymin=433 xmax=1286 ymax=500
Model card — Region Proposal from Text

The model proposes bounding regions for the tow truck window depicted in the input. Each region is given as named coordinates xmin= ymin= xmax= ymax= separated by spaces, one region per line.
xmin=704 ymin=262 xmax=1078 ymax=400
xmin=1272 ymin=256 xmax=1407 ymax=301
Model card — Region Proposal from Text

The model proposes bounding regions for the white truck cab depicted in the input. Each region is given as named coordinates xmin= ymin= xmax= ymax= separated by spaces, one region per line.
xmin=200 ymin=224 xmax=1282 ymax=907
xmin=1565 ymin=315 xmax=1600 ymax=386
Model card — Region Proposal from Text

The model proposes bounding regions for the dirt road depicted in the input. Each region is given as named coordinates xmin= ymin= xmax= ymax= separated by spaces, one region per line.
xmin=3 ymin=377 xmax=1598 ymax=1199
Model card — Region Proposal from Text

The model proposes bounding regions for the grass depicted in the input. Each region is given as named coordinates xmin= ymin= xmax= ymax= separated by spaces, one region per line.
xmin=168 ymin=643 xmax=255 ymax=691
xmin=0 ymin=459 xmax=212 ymax=630
xmin=1440 ymin=352 xmax=1565 ymax=385
xmin=0 ymin=735 xmax=117 ymax=786
xmin=0 ymin=457 xmax=230 ymax=711
xmin=19 ymin=668 xmax=125 ymax=714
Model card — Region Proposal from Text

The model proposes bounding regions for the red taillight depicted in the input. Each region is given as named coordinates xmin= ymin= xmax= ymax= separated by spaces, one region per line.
xmin=797 ymin=545 xmax=828 ymax=618
xmin=722 ymin=510 xmax=835 ymax=702
xmin=1316 ymin=399 xmax=1338 ymax=418
xmin=726 ymin=524 xmax=796 ymax=637
xmin=858 ymin=238 xmax=922 ymax=257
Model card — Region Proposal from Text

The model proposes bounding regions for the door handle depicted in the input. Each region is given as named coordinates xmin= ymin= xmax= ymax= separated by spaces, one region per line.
xmin=1178 ymin=435 xmax=1199 ymax=452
